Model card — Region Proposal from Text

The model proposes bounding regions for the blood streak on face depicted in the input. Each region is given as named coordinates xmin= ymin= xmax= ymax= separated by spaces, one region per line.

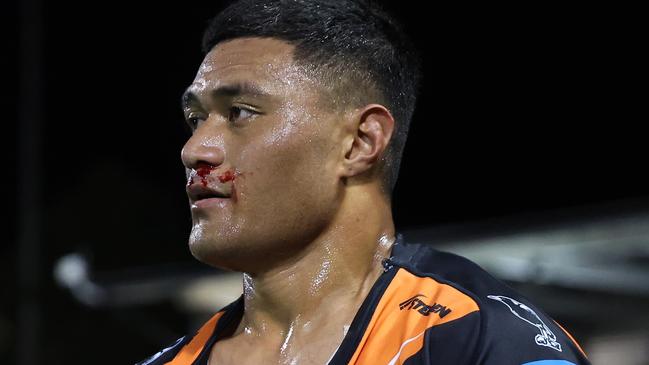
xmin=221 ymin=170 xmax=240 ymax=202
xmin=218 ymin=170 xmax=236 ymax=183
xmin=195 ymin=162 xmax=216 ymax=187
xmin=187 ymin=161 xmax=238 ymax=199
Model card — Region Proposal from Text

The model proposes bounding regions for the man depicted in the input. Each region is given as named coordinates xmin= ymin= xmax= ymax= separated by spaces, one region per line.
xmin=138 ymin=0 xmax=590 ymax=364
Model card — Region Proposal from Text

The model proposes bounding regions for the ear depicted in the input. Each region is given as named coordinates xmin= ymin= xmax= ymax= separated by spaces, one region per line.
xmin=341 ymin=104 xmax=395 ymax=178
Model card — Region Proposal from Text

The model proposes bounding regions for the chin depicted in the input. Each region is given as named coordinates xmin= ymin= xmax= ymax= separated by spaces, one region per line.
xmin=188 ymin=221 xmax=241 ymax=267
xmin=188 ymin=234 xmax=301 ymax=274
xmin=189 ymin=237 xmax=238 ymax=270
xmin=188 ymin=233 xmax=266 ymax=273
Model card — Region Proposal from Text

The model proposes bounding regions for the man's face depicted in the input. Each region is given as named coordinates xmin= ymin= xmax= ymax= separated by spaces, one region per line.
xmin=181 ymin=37 xmax=345 ymax=272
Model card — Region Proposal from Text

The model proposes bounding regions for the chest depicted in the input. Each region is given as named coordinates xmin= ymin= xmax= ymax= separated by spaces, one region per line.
xmin=206 ymin=332 xmax=345 ymax=365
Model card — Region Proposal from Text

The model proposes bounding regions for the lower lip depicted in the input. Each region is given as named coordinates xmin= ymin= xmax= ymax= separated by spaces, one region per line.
xmin=191 ymin=197 xmax=231 ymax=210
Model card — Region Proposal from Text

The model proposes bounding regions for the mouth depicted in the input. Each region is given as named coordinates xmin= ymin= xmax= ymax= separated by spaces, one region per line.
xmin=186 ymin=184 xmax=231 ymax=204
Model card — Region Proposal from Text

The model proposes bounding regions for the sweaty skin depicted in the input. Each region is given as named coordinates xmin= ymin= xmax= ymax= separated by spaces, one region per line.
xmin=180 ymin=37 xmax=397 ymax=365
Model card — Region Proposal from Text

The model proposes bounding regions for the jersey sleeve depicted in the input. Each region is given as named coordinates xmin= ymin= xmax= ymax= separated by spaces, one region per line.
xmin=475 ymin=294 xmax=591 ymax=365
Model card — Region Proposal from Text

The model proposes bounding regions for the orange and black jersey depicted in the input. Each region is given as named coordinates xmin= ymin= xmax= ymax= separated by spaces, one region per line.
xmin=137 ymin=233 xmax=590 ymax=365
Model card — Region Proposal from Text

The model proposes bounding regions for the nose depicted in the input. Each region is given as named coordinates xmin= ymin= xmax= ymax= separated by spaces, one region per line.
xmin=180 ymin=124 xmax=226 ymax=171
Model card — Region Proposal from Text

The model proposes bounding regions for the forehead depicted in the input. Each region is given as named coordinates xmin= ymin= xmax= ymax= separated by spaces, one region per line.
xmin=187 ymin=37 xmax=315 ymax=96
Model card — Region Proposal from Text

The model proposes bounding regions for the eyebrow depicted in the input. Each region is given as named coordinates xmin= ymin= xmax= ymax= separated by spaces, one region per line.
xmin=181 ymin=82 xmax=272 ymax=109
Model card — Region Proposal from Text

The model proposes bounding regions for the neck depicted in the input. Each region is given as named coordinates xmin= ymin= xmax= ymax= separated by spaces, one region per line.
xmin=235 ymin=184 xmax=396 ymax=344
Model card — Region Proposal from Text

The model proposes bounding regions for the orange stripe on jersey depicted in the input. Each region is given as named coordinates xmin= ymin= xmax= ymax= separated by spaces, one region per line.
xmin=165 ymin=311 xmax=225 ymax=365
xmin=554 ymin=320 xmax=588 ymax=359
xmin=348 ymin=268 xmax=479 ymax=365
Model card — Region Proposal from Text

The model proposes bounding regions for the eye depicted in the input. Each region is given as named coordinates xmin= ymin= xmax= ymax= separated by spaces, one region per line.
xmin=186 ymin=115 xmax=205 ymax=130
xmin=228 ymin=106 xmax=257 ymax=123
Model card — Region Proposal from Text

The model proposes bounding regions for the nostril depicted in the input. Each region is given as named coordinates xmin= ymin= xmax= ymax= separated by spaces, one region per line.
xmin=196 ymin=161 xmax=217 ymax=172
xmin=195 ymin=162 xmax=217 ymax=185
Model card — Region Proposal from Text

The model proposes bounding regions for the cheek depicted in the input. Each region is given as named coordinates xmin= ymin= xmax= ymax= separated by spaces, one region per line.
xmin=239 ymin=138 xmax=309 ymax=190
xmin=238 ymin=124 xmax=334 ymax=201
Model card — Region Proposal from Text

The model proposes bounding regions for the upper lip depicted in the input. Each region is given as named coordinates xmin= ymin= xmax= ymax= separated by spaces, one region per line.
xmin=186 ymin=183 xmax=230 ymax=202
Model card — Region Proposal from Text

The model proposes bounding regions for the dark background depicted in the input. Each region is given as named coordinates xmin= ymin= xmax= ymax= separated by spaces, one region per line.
xmin=4 ymin=1 xmax=646 ymax=364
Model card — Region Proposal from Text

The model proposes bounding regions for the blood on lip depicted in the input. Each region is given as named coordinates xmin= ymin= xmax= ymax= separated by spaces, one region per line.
xmin=188 ymin=162 xmax=238 ymax=201
xmin=196 ymin=162 xmax=216 ymax=187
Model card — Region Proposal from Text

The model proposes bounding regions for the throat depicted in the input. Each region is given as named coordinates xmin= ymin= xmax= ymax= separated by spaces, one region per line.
xmin=239 ymin=248 xmax=390 ymax=336
xmin=218 ymin=228 xmax=396 ymax=363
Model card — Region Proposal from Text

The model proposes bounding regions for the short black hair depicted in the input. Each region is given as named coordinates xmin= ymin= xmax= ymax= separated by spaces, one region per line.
xmin=201 ymin=0 xmax=423 ymax=196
